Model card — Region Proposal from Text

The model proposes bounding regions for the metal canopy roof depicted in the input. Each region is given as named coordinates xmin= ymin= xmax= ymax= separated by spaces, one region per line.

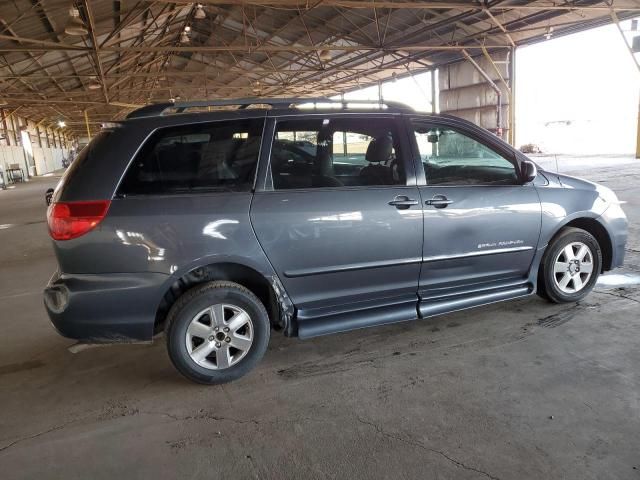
xmin=1 ymin=0 xmax=638 ymax=135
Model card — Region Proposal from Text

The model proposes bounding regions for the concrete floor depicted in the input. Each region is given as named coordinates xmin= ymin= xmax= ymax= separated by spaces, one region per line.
xmin=0 ymin=162 xmax=639 ymax=480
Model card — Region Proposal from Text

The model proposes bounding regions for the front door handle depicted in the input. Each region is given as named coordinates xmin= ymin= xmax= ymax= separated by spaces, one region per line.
xmin=388 ymin=196 xmax=419 ymax=209
xmin=425 ymin=195 xmax=454 ymax=209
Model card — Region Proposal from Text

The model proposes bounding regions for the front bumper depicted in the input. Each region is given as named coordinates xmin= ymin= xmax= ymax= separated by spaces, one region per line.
xmin=600 ymin=202 xmax=628 ymax=270
xmin=44 ymin=270 xmax=169 ymax=342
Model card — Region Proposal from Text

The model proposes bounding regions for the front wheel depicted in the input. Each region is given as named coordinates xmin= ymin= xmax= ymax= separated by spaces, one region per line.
xmin=165 ymin=281 xmax=270 ymax=384
xmin=538 ymin=227 xmax=602 ymax=303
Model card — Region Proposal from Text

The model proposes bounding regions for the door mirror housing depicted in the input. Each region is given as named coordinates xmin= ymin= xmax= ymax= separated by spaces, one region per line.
xmin=521 ymin=160 xmax=537 ymax=183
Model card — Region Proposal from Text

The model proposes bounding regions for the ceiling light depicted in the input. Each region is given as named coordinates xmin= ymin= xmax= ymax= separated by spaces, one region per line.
xmin=88 ymin=81 xmax=101 ymax=90
xmin=58 ymin=120 xmax=66 ymax=128
xmin=194 ymin=4 xmax=206 ymax=20
xmin=65 ymin=7 xmax=88 ymax=36
xmin=252 ymin=81 xmax=263 ymax=94
xmin=180 ymin=30 xmax=190 ymax=44
xmin=319 ymin=49 xmax=332 ymax=62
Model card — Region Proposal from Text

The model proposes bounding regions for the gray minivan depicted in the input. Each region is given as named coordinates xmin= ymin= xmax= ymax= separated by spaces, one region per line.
xmin=44 ymin=98 xmax=628 ymax=384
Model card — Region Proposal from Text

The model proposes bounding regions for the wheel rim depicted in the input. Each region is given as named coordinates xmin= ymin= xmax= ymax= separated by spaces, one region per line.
xmin=553 ymin=241 xmax=594 ymax=294
xmin=185 ymin=304 xmax=254 ymax=370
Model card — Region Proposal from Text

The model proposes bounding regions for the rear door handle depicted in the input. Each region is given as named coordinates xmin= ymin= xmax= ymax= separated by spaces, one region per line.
xmin=388 ymin=196 xmax=419 ymax=209
xmin=425 ymin=195 xmax=454 ymax=208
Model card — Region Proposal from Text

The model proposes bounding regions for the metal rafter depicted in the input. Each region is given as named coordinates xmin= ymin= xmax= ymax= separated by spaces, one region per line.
xmin=1 ymin=0 xmax=638 ymax=133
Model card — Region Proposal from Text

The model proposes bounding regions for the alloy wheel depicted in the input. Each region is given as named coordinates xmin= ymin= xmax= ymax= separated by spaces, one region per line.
xmin=185 ymin=304 xmax=254 ymax=370
xmin=553 ymin=241 xmax=594 ymax=294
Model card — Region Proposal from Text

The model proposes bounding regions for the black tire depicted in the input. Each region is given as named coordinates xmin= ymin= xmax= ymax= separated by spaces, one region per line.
xmin=165 ymin=281 xmax=270 ymax=385
xmin=538 ymin=227 xmax=602 ymax=304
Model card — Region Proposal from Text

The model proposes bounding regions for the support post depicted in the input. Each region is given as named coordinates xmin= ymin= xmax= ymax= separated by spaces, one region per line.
xmin=610 ymin=10 xmax=640 ymax=158
xmin=431 ymin=69 xmax=437 ymax=114
xmin=0 ymin=108 xmax=10 ymax=146
xmin=9 ymin=115 xmax=20 ymax=146
xmin=509 ymin=46 xmax=517 ymax=147
xmin=84 ymin=110 xmax=91 ymax=139
xmin=637 ymin=96 xmax=640 ymax=159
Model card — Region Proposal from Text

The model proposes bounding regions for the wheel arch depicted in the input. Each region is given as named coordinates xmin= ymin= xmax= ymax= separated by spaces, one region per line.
xmin=545 ymin=216 xmax=612 ymax=273
xmin=154 ymin=260 xmax=293 ymax=336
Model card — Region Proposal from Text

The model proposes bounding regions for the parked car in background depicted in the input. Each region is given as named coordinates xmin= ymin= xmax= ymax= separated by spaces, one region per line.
xmin=44 ymin=98 xmax=628 ymax=384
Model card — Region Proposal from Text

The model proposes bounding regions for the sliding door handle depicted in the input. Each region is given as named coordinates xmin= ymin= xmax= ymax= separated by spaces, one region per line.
xmin=425 ymin=195 xmax=453 ymax=208
xmin=388 ymin=196 xmax=419 ymax=209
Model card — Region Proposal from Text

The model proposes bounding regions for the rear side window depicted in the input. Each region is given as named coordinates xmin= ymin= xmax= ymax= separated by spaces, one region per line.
xmin=53 ymin=130 xmax=113 ymax=203
xmin=270 ymin=117 xmax=406 ymax=190
xmin=118 ymin=119 xmax=264 ymax=195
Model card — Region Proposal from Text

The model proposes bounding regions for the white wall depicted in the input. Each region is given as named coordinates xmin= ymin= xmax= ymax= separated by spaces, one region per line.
xmin=0 ymin=145 xmax=67 ymax=177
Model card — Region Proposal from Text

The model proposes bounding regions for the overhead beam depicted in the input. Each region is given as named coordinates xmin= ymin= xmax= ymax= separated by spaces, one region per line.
xmin=0 ymin=33 xmax=85 ymax=51
xmin=0 ymin=44 xmax=513 ymax=53
xmin=83 ymin=1 xmax=109 ymax=103
xmin=0 ymin=66 xmax=436 ymax=79
xmin=483 ymin=8 xmax=516 ymax=47
xmin=151 ymin=1 xmax=640 ymax=12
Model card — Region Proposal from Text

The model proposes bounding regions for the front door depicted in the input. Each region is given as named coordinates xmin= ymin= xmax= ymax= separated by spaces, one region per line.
xmin=409 ymin=119 xmax=542 ymax=300
xmin=250 ymin=114 xmax=423 ymax=318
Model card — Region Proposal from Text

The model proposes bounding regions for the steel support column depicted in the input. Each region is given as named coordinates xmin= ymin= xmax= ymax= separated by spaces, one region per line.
xmin=84 ymin=110 xmax=91 ymax=139
xmin=610 ymin=10 xmax=640 ymax=158
xmin=509 ymin=47 xmax=517 ymax=147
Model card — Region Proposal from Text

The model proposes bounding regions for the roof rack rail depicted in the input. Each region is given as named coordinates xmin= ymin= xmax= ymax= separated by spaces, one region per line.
xmin=125 ymin=97 xmax=413 ymax=119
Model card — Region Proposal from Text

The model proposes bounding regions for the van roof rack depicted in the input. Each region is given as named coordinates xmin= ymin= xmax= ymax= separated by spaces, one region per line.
xmin=125 ymin=97 xmax=413 ymax=119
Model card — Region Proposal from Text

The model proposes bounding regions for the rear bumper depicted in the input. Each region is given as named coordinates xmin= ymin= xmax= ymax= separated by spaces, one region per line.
xmin=44 ymin=270 xmax=169 ymax=342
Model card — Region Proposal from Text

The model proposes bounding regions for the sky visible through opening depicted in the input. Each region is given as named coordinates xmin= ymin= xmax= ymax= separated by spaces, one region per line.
xmin=338 ymin=20 xmax=638 ymax=155
xmin=516 ymin=21 xmax=639 ymax=155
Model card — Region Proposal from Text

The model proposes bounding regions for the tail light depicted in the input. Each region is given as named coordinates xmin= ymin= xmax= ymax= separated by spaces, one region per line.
xmin=47 ymin=200 xmax=111 ymax=241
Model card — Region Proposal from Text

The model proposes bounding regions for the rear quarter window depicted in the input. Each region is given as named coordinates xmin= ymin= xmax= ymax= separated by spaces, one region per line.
xmin=118 ymin=118 xmax=264 ymax=196
xmin=52 ymin=130 xmax=113 ymax=203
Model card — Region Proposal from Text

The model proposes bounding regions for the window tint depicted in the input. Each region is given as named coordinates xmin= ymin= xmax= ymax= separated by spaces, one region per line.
xmin=271 ymin=118 xmax=405 ymax=190
xmin=413 ymin=123 xmax=518 ymax=186
xmin=119 ymin=119 xmax=264 ymax=195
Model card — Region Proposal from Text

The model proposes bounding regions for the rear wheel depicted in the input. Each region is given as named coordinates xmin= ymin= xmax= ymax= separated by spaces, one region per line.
xmin=538 ymin=227 xmax=602 ymax=303
xmin=165 ymin=281 xmax=270 ymax=384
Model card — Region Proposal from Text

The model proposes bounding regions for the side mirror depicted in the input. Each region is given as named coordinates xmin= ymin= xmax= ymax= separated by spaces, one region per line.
xmin=521 ymin=160 xmax=537 ymax=183
xmin=45 ymin=188 xmax=54 ymax=206
xmin=427 ymin=133 xmax=439 ymax=143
